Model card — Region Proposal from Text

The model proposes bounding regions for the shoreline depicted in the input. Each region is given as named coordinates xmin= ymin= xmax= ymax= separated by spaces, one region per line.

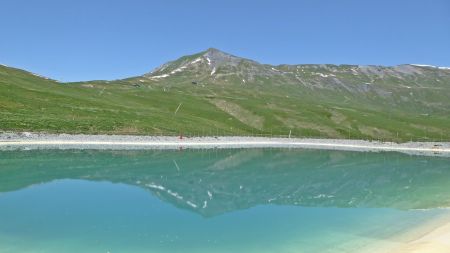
xmin=0 ymin=132 xmax=449 ymax=157
xmin=364 ymin=213 xmax=450 ymax=253
xmin=397 ymin=220 xmax=450 ymax=253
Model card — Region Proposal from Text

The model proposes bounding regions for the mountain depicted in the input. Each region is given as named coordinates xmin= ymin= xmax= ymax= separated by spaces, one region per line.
xmin=1 ymin=48 xmax=449 ymax=141
xmin=143 ymin=48 xmax=277 ymax=82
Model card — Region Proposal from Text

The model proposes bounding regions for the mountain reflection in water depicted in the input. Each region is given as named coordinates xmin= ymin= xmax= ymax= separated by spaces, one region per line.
xmin=1 ymin=149 xmax=450 ymax=217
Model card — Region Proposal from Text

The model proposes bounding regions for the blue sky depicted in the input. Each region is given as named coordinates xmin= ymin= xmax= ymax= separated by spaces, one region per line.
xmin=1 ymin=0 xmax=449 ymax=82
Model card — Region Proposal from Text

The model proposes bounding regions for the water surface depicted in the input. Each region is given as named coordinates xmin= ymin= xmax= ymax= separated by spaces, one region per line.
xmin=1 ymin=149 xmax=450 ymax=253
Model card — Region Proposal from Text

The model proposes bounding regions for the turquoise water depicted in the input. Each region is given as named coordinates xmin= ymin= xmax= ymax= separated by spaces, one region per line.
xmin=0 ymin=149 xmax=450 ymax=253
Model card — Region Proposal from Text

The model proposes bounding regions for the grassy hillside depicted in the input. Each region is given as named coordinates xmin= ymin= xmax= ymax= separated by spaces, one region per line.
xmin=1 ymin=49 xmax=449 ymax=141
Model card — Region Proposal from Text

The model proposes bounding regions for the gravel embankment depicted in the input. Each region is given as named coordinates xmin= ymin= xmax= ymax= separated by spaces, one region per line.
xmin=0 ymin=132 xmax=449 ymax=157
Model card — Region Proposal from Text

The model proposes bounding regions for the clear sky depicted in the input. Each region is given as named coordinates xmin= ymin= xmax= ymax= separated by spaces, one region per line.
xmin=1 ymin=0 xmax=449 ymax=82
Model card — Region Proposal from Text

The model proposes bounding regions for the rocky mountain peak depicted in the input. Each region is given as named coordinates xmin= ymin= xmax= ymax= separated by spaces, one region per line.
xmin=201 ymin=48 xmax=244 ymax=67
xmin=144 ymin=48 xmax=264 ymax=80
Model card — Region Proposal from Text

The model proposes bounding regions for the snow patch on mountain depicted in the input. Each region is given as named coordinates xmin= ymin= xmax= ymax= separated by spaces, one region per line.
xmin=312 ymin=72 xmax=336 ymax=78
xmin=191 ymin=58 xmax=202 ymax=64
xmin=411 ymin=64 xmax=450 ymax=70
xmin=149 ymin=73 xmax=170 ymax=79
xmin=144 ymin=49 xmax=450 ymax=83
xmin=31 ymin=72 xmax=50 ymax=80
xmin=170 ymin=65 xmax=188 ymax=74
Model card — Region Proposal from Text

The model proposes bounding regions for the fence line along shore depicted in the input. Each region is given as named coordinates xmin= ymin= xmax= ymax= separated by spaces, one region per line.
xmin=1 ymin=133 xmax=449 ymax=157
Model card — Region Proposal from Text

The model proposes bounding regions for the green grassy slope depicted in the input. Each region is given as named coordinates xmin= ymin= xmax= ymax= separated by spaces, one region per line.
xmin=1 ymin=49 xmax=449 ymax=141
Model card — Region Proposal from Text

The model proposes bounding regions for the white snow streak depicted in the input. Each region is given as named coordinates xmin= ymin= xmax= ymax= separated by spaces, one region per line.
xmin=167 ymin=189 xmax=183 ymax=200
xmin=312 ymin=72 xmax=336 ymax=78
xmin=170 ymin=65 xmax=188 ymax=74
xmin=312 ymin=194 xmax=334 ymax=199
xmin=191 ymin=58 xmax=202 ymax=64
xmin=186 ymin=201 xmax=198 ymax=208
xmin=150 ymin=58 xmax=203 ymax=79
xmin=149 ymin=74 xmax=170 ymax=79
xmin=31 ymin=73 xmax=50 ymax=80
xmin=146 ymin=183 xmax=165 ymax=190
xmin=207 ymin=191 xmax=213 ymax=200
xmin=411 ymin=64 xmax=450 ymax=70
